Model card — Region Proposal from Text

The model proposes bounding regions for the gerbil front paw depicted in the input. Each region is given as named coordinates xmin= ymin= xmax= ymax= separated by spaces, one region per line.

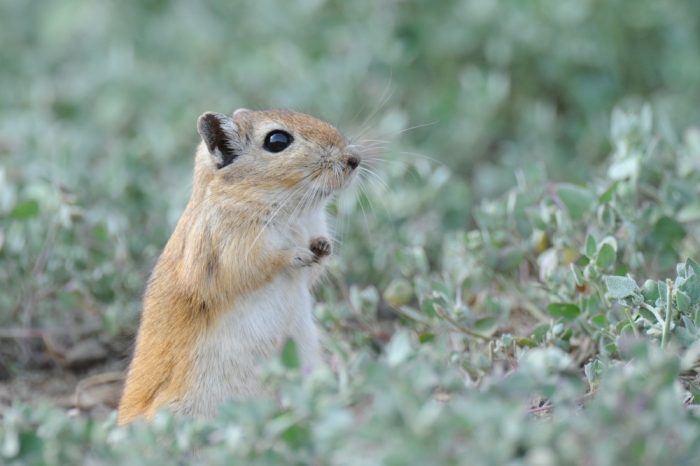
xmin=310 ymin=237 xmax=332 ymax=260
xmin=291 ymin=238 xmax=331 ymax=268
xmin=292 ymin=248 xmax=316 ymax=268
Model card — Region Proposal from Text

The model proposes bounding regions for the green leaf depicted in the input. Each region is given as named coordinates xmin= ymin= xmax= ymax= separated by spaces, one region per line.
xmin=596 ymin=243 xmax=616 ymax=270
xmin=598 ymin=182 xmax=618 ymax=203
xmin=531 ymin=324 xmax=550 ymax=341
xmin=556 ymin=184 xmax=594 ymax=220
xmin=679 ymin=268 xmax=700 ymax=301
xmin=641 ymin=279 xmax=660 ymax=303
xmin=515 ymin=337 xmax=538 ymax=348
xmin=473 ymin=316 xmax=498 ymax=334
xmin=688 ymin=382 xmax=700 ymax=404
xmin=607 ymin=157 xmax=639 ymax=180
xmin=590 ymin=314 xmax=608 ymax=328
xmin=280 ymin=338 xmax=300 ymax=369
xmin=681 ymin=316 xmax=696 ymax=334
xmin=651 ymin=216 xmax=686 ymax=246
xmin=385 ymin=330 xmax=413 ymax=366
xmin=9 ymin=200 xmax=39 ymax=220
xmin=92 ymin=223 xmax=109 ymax=242
xmin=638 ymin=306 xmax=658 ymax=324
xmin=420 ymin=298 xmax=438 ymax=317
xmin=677 ymin=202 xmax=700 ymax=222
xmin=675 ymin=290 xmax=691 ymax=313
xmin=686 ymin=258 xmax=700 ymax=276
xmin=281 ymin=423 xmax=311 ymax=448
xmin=570 ymin=264 xmax=585 ymax=287
xmin=585 ymin=234 xmax=597 ymax=259
xmin=547 ymin=303 xmax=581 ymax=321
xmin=383 ymin=279 xmax=413 ymax=307
xmin=604 ymin=275 xmax=639 ymax=299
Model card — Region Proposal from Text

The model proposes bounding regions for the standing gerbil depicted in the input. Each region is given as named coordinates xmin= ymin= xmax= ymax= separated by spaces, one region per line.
xmin=117 ymin=109 xmax=360 ymax=425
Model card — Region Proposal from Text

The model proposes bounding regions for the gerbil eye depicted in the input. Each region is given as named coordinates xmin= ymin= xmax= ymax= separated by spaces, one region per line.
xmin=263 ymin=130 xmax=293 ymax=153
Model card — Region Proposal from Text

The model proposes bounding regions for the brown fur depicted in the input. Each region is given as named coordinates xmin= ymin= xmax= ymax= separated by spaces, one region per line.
xmin=117 ymin=109 xmax=349 ymax=425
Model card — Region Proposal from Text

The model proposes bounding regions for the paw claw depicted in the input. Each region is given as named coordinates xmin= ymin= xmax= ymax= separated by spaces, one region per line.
xmin=291 ymin=237 xmax=332 ymax=268
xmin=310 ymin=237 xmax=332 ymax=259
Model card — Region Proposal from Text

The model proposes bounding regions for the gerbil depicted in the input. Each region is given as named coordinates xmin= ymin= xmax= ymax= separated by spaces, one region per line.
xmin=117 ymin=109 xmax=360 ymax=424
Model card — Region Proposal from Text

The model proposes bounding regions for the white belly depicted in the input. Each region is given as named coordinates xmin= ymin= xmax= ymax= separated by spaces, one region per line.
xmin=178 ymin=272 xmax=321 ymax=416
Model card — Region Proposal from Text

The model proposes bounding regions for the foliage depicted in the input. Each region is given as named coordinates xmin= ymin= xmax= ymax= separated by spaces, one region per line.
xmin=2 ymin=0 xmax=700 ymax=464
xmin=3 ymin=0 xmax=700 ymax=330
xmin=3 ymin=103 xmax=700 ymax=463
xmin=3 ymin=343 xmax=699 ymax=465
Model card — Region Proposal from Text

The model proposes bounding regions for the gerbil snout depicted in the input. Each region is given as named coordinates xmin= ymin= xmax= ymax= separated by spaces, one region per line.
xmin=309 ymin=149 xmax=360 ymax=197
xmin=346 ymin=155 xmax=360 ymax=170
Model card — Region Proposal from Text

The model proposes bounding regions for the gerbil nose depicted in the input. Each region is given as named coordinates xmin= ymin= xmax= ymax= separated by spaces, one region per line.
xmin=346 ymin=156 xmax=360 ymax=170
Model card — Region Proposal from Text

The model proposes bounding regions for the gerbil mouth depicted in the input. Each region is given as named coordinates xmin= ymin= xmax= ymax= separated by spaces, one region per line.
xmin=317 ymin=171 xmax=356 ymax=196
xmin=307 ymin=159 xmax=359 ymax=202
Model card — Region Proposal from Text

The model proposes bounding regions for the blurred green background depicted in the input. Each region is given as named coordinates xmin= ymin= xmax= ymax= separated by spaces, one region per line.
xmin=3 ymin=1 xmax=700 ymax=463
xmin=2 ymin=0 xmax=700 ymax=358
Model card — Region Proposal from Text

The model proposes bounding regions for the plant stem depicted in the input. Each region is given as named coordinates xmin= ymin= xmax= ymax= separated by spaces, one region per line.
xmin=661 ymin=279 xmax=673 ymax=349
xmin=640 ymin=302 xmax=665 ymax=326
xmin=433 ymin=306 xmax=491 ymax=341
xmin=623 ymin=307 xmax=639 ymax=338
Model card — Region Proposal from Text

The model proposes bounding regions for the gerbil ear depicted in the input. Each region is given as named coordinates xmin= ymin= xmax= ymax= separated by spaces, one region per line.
xmin=197 ymin=112 xmax=241 ymax=169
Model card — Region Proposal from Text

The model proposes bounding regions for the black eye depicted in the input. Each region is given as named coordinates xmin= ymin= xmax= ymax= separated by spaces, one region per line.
xmin=263 ymin=130 xmax=293 ymax=153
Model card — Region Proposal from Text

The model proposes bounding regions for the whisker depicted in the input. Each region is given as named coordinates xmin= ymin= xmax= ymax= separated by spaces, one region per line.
xmin=289 ymin=181 xmax=314 ymax=224
xmin=361 ymin=157 xmax=412 ymax=170
xmin=354 ymin=178 xmax=371 ymax=234
xmin=385 ymin=121 xmax=438 ymax=137
xmin=357 ymin=120 xmax=439 ymax=146
xmin=353 ymin=141 xmax=390 ymax=151
xmin=358 ymin=166 xmax=390 ymax=191
xmin=395 ymin=150 xmax=450 ymax=169
xmin=246 ymin=169 xmax=322 ymax=255
xmin=355 ymin=139 xmax=391 ymax=146
xmin=359 ymin=169 xmax=393 ymax=218
xmin=350 ymin=78 xmax=395 ymax=143
xmin=247 ymin=183 xmax=308 ymax=253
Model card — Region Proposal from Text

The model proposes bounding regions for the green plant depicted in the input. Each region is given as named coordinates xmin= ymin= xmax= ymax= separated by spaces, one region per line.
xmin=2 ymin=1 xmax=700 ymax=463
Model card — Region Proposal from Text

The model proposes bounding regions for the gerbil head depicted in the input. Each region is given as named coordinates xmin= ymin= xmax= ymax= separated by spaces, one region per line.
xmin=196 ymin=109 xmax=360 ymax=208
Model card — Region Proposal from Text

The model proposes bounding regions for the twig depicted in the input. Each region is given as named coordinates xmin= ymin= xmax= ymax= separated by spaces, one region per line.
xmin=433 ymin=306 xmax=490 ymax=341
xmin=494 ymin=276 xmax=548 ymax=322
xmin=386 ymin=301 xmax=490 ymax=341
xmin=0 ymin=328 xmax=46 ymax=339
